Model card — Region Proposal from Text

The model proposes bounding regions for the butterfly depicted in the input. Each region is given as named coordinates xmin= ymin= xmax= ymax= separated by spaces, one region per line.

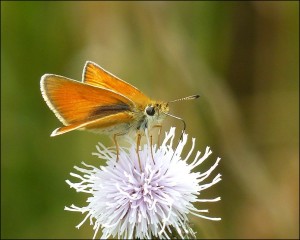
xmin=40 ymin=61 xmax=199 ymax=167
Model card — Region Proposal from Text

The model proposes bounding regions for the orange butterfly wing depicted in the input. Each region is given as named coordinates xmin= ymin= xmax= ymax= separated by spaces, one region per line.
xmin=50 ymin=112 xmax=134 ymax=136
xmin=41 ymin=74 xmax=135 ymax=135
xmin=82 ymin=61 xmax=151 ymax=107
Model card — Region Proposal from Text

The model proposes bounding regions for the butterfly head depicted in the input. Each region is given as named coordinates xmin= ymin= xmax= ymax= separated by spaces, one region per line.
xmin=144 ymin=101 xmax=169 ymax=123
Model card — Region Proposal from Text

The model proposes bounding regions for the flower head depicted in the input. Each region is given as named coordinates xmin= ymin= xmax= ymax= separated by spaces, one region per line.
xmin=65 ymin=127 xmax=222 ymax=239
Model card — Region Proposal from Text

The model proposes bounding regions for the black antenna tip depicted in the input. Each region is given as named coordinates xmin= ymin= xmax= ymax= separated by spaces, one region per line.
xmin=188 ymin=94 xmax=200 ymax=100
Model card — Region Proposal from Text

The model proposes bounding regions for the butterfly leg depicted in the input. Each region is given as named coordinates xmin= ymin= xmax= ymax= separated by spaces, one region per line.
xmin=136 ymin=132 xmax=142 ymax=171
xmin=113 ymin=132 xmax=127 ymax=161
xmin=113 ymin=133 xmax=120 ymax=161
xmin=152 ymin=124 xmax=162 ymax=146
xmin=150 ymin=134 xmax=155 ymax=165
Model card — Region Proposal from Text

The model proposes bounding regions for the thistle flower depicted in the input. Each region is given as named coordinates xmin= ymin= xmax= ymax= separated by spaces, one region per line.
xmin=65 ymin=127 xmax=222 ymax=239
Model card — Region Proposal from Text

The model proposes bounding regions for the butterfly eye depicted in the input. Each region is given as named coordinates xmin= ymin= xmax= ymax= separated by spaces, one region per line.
xmin=146 ymin=106 xmax=155 ymax=116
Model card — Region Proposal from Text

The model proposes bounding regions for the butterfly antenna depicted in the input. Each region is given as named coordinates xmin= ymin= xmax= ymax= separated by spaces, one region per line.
xmin=168 ymin=94 xmax=200 ymax=103
xmin=165 ymin=94 xmax=199 ymax=159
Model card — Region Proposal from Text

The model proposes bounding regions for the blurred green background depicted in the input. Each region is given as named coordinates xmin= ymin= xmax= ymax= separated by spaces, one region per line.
xmin=1 ymin=1 xmax=299 ymax=239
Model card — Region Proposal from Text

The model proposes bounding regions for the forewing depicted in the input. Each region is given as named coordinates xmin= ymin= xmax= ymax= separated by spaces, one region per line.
xmin=82 ymin=61 xmax=151 ymax=106
xmin=40 ymin=74 xmax=134 ymax=126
